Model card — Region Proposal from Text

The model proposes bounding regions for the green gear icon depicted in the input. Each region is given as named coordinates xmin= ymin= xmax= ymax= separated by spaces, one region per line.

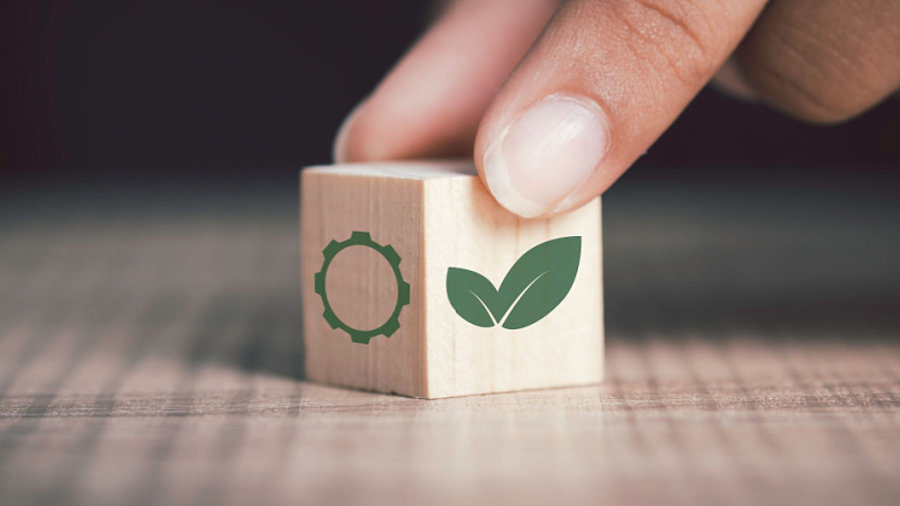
xmin=314 ymin=231 xmax=410 ymax=344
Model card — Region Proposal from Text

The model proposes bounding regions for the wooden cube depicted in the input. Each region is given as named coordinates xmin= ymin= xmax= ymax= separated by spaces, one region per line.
xmin=300 ymin=161 xmax=603 ymax=398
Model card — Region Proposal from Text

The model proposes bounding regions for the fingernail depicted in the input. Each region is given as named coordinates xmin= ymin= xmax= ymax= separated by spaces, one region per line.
xmin=483 ymin=94 xmax=610 ymax=218
xmin=332 ymin=101 xmax=366 ymax=163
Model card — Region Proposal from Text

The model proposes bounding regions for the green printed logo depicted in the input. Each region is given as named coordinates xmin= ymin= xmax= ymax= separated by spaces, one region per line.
xmin=446 ymin=236 xmax=581 ymax=329
xmin=314 ymin=231 xmax=410 ymax=344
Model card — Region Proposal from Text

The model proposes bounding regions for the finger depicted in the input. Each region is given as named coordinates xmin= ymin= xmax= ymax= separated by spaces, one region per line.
xmin=735 ymin=0 xmax=900 ymax=124
xmin=474 ymin=0 xmax=768 ymax=218
xmin=711 ymin=57 xmax=758 ymax=101
xmin=334 ymin=0 xmax=557 ymax=162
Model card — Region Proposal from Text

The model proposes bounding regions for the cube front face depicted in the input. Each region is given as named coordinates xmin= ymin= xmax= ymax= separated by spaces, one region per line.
xmin=301 ymin=169 xmax=428 ymax=397
xmin=301 ymin=163 xmax=603 ymax=399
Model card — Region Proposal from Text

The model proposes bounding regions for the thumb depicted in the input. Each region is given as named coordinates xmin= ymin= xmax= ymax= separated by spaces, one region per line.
xmin=475 ymin=0 xmax=767 ymax=218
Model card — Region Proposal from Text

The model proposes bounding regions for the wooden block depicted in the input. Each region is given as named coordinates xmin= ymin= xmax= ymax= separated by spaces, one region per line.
xmin=300 ymin=161 xmax=603 ymax=398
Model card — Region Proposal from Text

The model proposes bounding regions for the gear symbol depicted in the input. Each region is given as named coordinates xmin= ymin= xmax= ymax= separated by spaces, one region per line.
xmin=314 ymin=231 xmax=410 ymax=344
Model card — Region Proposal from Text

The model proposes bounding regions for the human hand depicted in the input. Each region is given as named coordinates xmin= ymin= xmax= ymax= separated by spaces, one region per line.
xmin=333 ymin=0 xmax=900 ymax=218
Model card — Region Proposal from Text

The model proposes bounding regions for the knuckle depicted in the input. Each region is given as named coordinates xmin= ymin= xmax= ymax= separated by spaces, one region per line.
xmin=752 ymin=64 xmax=857 ymax=124
xmin=743 ymin=25 xmax=884 ymax=124
xmin=610 ymin=0 xmax=721 ymax=85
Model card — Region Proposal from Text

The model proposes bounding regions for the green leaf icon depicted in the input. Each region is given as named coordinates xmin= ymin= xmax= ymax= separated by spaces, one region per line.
xmin=446 ymin=236 xmax=581 ymax=329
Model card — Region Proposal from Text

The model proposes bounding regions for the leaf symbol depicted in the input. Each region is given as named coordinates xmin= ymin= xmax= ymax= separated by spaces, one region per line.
xmin=445 ymin=236 xmax=581 ymax=329
xmin=445 ymin=268 xmax=500 ymax=327
xmin=496 ymin=236 xmax=581 ymax=329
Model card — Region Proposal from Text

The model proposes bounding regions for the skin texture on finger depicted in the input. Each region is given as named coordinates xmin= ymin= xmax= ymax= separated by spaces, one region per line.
xmin=475 ymin=0 xmax=769 ymax=218
xmin=334 ymin=0 xmax=558 ymax=163
xmin=736 ymin=0 xmax=900 ymax=124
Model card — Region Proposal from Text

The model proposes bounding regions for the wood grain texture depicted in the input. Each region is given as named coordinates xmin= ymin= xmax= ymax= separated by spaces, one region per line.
xmin=301 ymin=162 xmax=603 ymax=398
xmin=301 ymin=166 xmax=427 ymax=396
xmin=1 ymin=171 xmax=899 ymax=506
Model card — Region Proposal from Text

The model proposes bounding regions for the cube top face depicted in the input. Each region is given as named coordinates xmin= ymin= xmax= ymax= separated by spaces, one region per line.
xmin=301 ymin=161 xmax=603 ymax=399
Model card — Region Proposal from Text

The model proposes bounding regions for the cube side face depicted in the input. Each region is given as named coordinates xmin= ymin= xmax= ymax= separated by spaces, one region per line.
xmin=422 ymin=177 xmax=603 ymax=398
xmin=301 ymin=171 xmax=426 ymax=397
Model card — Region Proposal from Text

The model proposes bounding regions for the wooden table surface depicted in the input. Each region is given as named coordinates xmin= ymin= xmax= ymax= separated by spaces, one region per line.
xmin=1 ymin=170 xmax=898 ymax=505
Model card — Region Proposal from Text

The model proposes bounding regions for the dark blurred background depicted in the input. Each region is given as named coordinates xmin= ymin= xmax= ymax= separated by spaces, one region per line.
xmin=2 ymin=0 xmax=899 ymax=175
